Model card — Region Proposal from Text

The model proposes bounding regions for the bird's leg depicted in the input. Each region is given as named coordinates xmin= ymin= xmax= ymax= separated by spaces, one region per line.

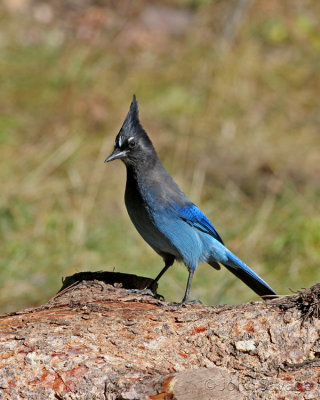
xmin=148 ymin=257 xmax=174 ymax=291
xmin=181 ymin=269 xmax=194 ymax=303
xmin=153 ymin=260 xmax=172 ymax=283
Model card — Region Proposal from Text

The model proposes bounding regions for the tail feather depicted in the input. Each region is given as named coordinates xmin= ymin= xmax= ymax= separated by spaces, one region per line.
xmin=223 ymin=250 xmax=276 ymax=299
xmin=208 ymin=260 xmax=221 ymax=270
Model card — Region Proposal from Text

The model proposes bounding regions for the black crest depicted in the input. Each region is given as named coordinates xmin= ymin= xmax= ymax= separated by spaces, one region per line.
xmin=116 ymin=95 xmax=153 ymax=147
xmin=122 ymin=95 xmax=141 ymax=134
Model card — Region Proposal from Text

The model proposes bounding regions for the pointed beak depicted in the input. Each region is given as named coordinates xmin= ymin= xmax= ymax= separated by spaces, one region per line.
xmin=104 ymin=148 xmax=128 ymax=163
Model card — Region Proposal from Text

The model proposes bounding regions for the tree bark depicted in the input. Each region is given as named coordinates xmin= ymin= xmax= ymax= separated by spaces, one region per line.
xmin=0 ymin=271 xmax=319 ymax=399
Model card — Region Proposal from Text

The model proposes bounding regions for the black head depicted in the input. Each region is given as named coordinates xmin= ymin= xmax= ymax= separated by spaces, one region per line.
xmin=105 ymin=95 xmax=156 ymax=166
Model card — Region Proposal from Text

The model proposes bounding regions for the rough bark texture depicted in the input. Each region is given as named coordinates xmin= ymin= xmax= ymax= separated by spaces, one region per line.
xmin=0 ymin=271 xmax=319 ymax=399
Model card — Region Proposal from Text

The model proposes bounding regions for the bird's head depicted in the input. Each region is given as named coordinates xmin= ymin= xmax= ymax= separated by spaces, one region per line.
xmin=105 ymin=95 xmax=155 ymax=167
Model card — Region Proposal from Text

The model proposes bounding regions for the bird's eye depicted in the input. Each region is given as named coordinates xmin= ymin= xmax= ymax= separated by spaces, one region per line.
xmin=128 ymin=138 xmax=136 ymax=148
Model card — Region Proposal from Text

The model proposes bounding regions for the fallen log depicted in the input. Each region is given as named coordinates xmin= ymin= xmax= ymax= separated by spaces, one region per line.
xmin=0 ymin=271 xmax=319 ymax=399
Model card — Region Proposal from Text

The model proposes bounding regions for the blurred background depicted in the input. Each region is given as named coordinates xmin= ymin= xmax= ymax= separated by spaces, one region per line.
xmin=1 ymin=0 xmax=319 ymax=313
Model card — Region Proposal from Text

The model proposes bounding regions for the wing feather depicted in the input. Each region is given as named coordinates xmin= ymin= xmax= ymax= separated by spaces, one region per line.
xmin=174 ymin=204 xmax=224 ymax=245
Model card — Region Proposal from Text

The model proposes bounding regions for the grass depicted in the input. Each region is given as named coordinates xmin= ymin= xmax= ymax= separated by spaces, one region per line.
xmin=0 ymin=0 xmax=319 ymax=312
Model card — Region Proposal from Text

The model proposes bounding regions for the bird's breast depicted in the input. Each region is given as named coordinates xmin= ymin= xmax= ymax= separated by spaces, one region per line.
xmin=124 ymin=171 xmax=179 ymax=257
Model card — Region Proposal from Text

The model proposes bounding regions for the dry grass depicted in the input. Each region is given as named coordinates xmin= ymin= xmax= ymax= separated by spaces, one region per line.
xmin=0 ymin=0 xmax=319 ymax=312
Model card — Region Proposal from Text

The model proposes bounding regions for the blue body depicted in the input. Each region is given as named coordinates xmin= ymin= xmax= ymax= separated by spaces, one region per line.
xmin=125 ymin=160 xmax=275 ymax=298
xmin=106 ymin=96 xmax=276 ymax=301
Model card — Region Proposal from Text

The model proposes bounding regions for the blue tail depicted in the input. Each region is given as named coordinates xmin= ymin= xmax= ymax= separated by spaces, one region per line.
xmin=223 ymin=250 xmax=276 ymax=299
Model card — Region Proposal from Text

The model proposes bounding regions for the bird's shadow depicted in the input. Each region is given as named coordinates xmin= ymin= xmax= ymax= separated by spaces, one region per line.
xmin=58 ymin=270 xmax=158 ymax=294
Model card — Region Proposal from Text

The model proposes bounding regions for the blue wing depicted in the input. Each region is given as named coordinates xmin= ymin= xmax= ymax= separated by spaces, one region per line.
xmin=172 ymin=204 xmax=276 ymax=298
xmin=174 ymin=204 xmax=224 ymax=245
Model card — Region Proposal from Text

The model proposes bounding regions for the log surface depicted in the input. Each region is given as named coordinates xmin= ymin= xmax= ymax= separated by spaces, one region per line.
xmin=0 ymin=271 xmax=319 ymax=399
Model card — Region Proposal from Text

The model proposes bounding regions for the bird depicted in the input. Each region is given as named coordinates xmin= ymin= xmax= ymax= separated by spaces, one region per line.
xmin=105 ymin=95 xmax=276 ymax=303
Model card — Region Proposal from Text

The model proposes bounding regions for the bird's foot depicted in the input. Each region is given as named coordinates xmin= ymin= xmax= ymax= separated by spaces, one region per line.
xmin=129 ymin=288 xmax=165 ymax=301
xmin=147 ymin=280 xmax=158 ymax=293
xmin=185 ymin=299 xmax=203 ymax=305
xmin=167 ymin=299 xmax=203 ymax=307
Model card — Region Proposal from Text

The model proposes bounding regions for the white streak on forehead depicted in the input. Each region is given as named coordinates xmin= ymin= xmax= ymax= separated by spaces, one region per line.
xmin=117 ymin=135 xmax=123 ymax=148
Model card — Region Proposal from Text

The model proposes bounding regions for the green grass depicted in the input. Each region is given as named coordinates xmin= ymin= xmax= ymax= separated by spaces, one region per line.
xmin=0 ymin=1 xmax=319 ymax=312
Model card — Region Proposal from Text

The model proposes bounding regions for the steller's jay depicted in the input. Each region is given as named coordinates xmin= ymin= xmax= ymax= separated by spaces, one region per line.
xmin=105 ymin=96 xmax=276 ymax=303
